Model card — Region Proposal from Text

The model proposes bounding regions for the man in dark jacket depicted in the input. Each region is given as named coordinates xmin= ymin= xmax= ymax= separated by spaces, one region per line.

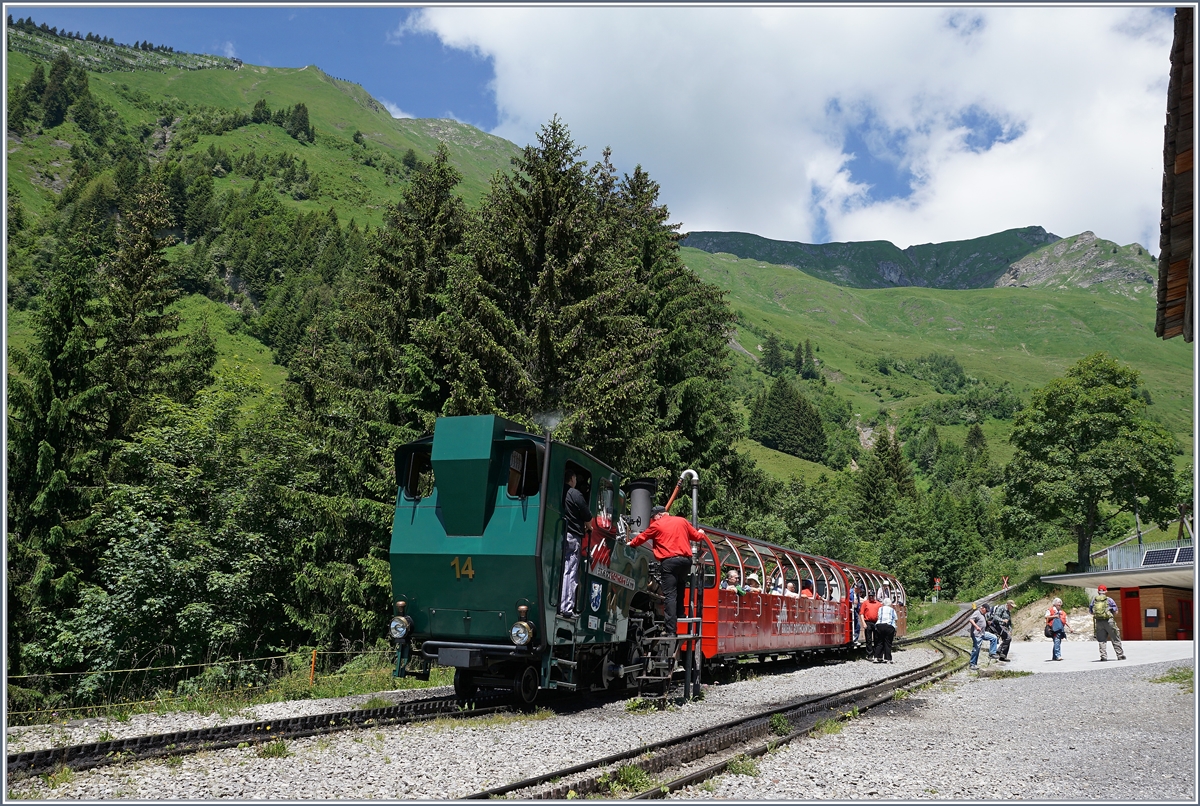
xmin=988 ymin=599 xmax=1015 ymax=661
xmin=626 ymin=506 xmax=707 ymax=633
xmin=559 ymin=470 xmax=591 ymax=617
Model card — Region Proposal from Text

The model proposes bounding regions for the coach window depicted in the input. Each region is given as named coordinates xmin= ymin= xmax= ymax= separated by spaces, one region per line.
xmin=717 ymin=540 xmax=742 ymax=587
xmin=696 ymin=538 xmax=717 ymax=589
xmin=813 ymin=559 xmax=839 ymax=601
xmin=892 ymin=580 xmax=906 ymax=606
xmin=745 ymin=542 xmax=767 ymax=590
xmin=779 ymin=554 xmax=801 ymax=595
xmin=760 ymin=548 xmax=783 ymax=594
xmin=732 ymin=539 xmax=763 ymax=590
xmin=400 ymin=448 xmax=435 ymax=500
xmin=506 ymin=443 xmax=543 ymax=498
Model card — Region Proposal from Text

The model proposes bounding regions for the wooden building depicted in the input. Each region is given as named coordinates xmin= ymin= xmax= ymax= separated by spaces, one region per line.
xmin=1043 ymin=540 xmax=1193 ymax=641
xmin=1156 ymin=7 xmax=1194 ymax=342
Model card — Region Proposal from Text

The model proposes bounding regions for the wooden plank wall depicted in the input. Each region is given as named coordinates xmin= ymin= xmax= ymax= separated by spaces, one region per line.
xmin=1135 ymin=585 xmax=1193 ymax=640
xmin=1157 ymin=7 xmax=1194 ymax=342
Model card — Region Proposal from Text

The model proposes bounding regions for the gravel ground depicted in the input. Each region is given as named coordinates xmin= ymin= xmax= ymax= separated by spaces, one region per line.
xmin=674 ymin=659 xmax=1195 ymax=801
xmin=4 ymin=685 xmax=454 ymax=755
xmin=9 ymin=647 xmax=939 ymax=799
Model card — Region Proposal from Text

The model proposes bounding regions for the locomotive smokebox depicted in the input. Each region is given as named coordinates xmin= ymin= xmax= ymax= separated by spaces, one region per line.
xmin=628 ymin=478 xmax=657 ymax=536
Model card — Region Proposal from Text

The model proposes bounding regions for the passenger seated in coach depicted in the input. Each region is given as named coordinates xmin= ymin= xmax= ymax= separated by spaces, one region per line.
xmin=720 ymin=569 xmax=741 ymax=590
xmin=769 ymin=573 xmax=784 ymax=595
xmin=799 ymin=579 xmax=815 ymax=599
xmin=744 ymin=573 xmax=762 ymax=592
xmin=783 ymin=581 xmax=800 ymax=598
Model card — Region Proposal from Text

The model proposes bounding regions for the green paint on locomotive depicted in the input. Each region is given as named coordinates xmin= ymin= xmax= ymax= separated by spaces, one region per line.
xmin=389 ymin=415 xmax=654 ymax=690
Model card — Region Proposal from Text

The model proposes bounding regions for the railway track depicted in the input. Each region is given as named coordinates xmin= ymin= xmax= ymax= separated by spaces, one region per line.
xmin=5 ymin=588 xmax=996 ymax=783
xmin=5 ymin=691 xmax=515 ymax=781
xmin=463 ymin=636 xmax=967 ymax=800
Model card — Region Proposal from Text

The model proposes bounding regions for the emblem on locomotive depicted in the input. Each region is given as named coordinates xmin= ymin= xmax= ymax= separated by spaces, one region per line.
xmin=590 ymin=582 xmax=603 ymax=613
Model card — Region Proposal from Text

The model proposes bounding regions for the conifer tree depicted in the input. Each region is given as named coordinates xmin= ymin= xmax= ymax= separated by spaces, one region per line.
xmin=94 ymin=183 xmax=215 ymax=444
xmin=761 ymin=333 xmax=784 ymax=375
xmin=40 ymin=52 xmax=74 ymax=128
xmin=792 ymin=339 xmax=807 ymax=375
xmin=875 ymin=427 xmax=916 ymax=498
xmin=801 ymin=338 xmax=819 ymax=379
xmin=6 ymin=227 xmax=109 ymax=673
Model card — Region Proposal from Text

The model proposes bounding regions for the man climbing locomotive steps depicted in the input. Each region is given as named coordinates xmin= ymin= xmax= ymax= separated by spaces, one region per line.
xmin=386 ymin=414 xmax=907 ymax=707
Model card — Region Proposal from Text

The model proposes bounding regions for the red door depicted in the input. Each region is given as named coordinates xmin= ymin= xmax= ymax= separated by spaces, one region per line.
xmin=1120 ymin=588 xmax=1142 ymax=640
xmin=1179 ymin=600 xmax=1193 ymax=640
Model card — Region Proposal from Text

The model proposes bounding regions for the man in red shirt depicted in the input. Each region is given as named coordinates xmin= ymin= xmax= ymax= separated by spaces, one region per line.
xmin=859 ymin=590 xmax=882 ymax=659
xmin=626 ymin=505 xmax=707 ymax=633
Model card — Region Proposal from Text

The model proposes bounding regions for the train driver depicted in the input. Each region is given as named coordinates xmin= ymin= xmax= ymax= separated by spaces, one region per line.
xmin=559 ymin=469 xmax=592 ymax=618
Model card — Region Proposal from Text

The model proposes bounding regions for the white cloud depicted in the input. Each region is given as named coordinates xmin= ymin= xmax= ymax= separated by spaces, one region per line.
xmin=380 ymin=98 xmax=415 ymax=119
xmin=221 ymin=41 xmax=236 ymax=59
xmin=409 ymin=6 xmax=1172 ymax=249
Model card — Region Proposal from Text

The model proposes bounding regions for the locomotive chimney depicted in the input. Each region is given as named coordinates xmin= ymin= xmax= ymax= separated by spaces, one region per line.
xmin=628 ymin=478 xmax=657 ymax=536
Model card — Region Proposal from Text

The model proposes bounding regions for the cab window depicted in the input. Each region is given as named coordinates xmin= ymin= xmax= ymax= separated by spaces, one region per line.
xmin=506 ymin=443 xmax=543 ymax=498
xmin=401 ymin=449 xmax=434 ymax=500
xmin=563 ymin=461 xmax=592 ymax=506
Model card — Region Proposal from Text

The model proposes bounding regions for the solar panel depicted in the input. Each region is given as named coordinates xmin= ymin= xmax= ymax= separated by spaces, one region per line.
xmin=1142 ymin=548 xmax=1179 ymax=566
xmin=1176 ymin=546 xmax=1193 ymax=564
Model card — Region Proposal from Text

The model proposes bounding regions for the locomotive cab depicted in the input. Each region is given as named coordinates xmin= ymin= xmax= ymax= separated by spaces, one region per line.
xmin=388 ymin=415 xmax=655 ymax=704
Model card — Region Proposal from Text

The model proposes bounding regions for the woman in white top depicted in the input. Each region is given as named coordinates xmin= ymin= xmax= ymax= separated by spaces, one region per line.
xmin=873 ymin=598 xmax=898 ymax=663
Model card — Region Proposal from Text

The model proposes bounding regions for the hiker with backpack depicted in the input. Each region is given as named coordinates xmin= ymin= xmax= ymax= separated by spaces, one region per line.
xmin=1045 ymin=597 xmax=1073 ymax=661
xmin=988 ymin=599 xmax=1015 ymax=662
xmin=1090 ymin=585 xmax=1126 ymax=661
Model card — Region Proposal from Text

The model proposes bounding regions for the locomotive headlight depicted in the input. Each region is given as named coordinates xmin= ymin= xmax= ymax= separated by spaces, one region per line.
xmin=389 ymin=616 xmax=412 ymax=640
xmin=510 ymin=620 xmax=534 ymax=646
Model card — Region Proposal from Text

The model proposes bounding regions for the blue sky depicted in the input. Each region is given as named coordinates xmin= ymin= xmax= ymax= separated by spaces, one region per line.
xmin=6 ymin=5 xmax=1176 ymax=249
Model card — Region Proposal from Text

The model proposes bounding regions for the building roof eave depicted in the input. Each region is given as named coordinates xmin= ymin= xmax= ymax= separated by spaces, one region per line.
xmin=1040 ymin=565 xmax=1195 ymax=590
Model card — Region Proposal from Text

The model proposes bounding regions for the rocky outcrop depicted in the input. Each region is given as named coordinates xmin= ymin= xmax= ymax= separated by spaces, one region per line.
xmin=995 ymin=231 xmax=1157 ymax=296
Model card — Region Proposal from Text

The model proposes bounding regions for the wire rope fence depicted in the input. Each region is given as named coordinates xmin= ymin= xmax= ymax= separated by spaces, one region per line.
xmin=6 ymin=646 xmax=447 ymax=726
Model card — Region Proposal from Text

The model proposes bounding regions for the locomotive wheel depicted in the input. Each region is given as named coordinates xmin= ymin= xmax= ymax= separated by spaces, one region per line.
xmin=453 ymin=669 xmax=476 ymax=700
xmin=514 ymin=665 xmax=539 ymax=708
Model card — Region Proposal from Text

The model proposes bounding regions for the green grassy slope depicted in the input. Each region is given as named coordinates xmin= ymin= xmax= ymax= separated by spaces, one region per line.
xmin=6 ymin=294 xmax=287 ymax=394
xmin=5 ymin=47 xmax=521 ymax=227
xmin=685 ymin=247 xmax=1194 ymax=454
xmin=681 ymin=225 xmax=1061 ymax=289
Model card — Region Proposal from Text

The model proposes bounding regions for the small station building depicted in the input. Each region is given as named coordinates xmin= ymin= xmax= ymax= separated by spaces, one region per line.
xmin=1042 ymin=538 xmax=1194 ymax=641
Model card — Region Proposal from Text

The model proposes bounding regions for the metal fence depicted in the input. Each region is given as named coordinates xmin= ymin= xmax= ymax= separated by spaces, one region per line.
xmin=1104 ymin=538 xmax=1194 ymax=571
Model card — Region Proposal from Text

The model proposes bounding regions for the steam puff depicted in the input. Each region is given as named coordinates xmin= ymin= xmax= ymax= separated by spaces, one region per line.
xmin=380 ymin=98 xmax=415 ymax=119
xmin=221 ymin=41 xmax=236 ymax=59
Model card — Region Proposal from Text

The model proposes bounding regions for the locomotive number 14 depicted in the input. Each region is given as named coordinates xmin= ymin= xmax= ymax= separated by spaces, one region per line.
xmin=450 ymin=556 xmax=475 ymax=580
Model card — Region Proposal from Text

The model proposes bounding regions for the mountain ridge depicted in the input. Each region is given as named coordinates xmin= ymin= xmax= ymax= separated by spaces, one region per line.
xmin=678 ymin=226 xmax=1157 ymax=292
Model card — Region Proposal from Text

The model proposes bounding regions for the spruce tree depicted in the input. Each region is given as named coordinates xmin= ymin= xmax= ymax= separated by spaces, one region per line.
xmin=6 ymin=227 xmax=109 ymax=673
xmin=761 ymin=333 xmax=784 ymax=375
xmin=801 ymin=338 xmax=818 ymax=379
xmin=794 ymin=391 xmax=827 ymax=462
xmin=94 ymin=183 xmax=215 ymax=443
xmin=875 ymin=428 xmax=916 ymax=498
xmin=40 ymin=53 xmax=74 ymax=128
xmin=792 ymin=339 xmax=807 ymax=375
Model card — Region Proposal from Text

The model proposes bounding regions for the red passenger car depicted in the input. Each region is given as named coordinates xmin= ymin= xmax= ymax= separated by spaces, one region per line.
xmin=685 ymin=527 xmax=906 ymax=665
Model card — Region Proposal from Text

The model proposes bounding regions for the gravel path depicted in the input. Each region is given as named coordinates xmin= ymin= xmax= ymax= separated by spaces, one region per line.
xmin=9 ymin=648 xmax=939 ymax=799
xmin=674 ymin=659 xmax=1195 ymax=801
